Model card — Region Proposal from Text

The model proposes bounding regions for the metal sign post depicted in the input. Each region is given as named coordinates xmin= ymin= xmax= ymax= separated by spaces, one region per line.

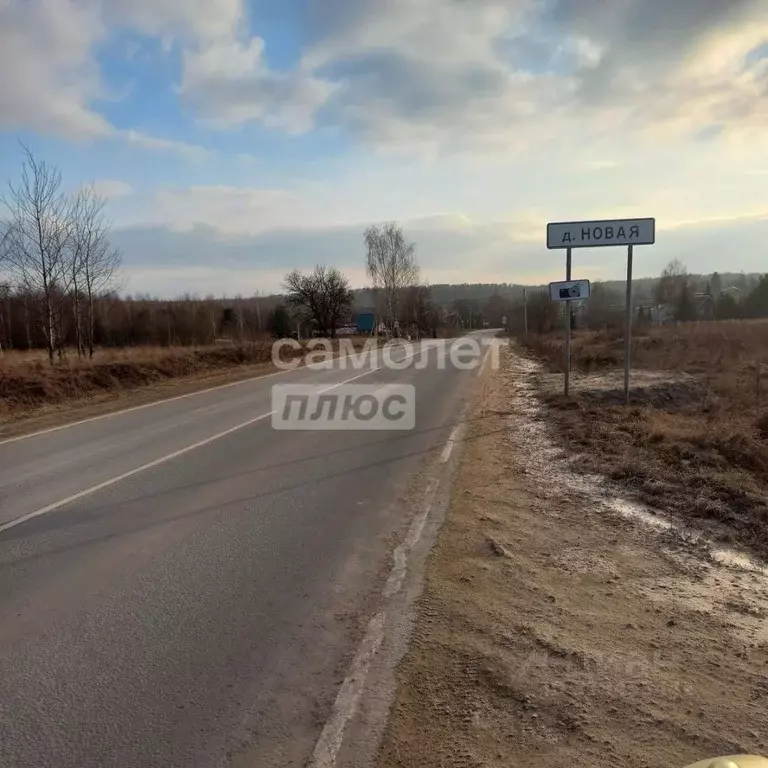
xmin=549 ymin=277 xmax=591 ymax=396
xmin=565 ymin=247 xmax=572 ymax=397
xmin=624 ymin=245 xmax=634 ymax=403
xmin=546 ymin=217 xmax=655 ymax=404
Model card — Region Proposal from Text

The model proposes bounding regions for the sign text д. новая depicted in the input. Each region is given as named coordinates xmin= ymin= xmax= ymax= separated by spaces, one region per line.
xmin=547 ymin=218 xmax=655 ymax=250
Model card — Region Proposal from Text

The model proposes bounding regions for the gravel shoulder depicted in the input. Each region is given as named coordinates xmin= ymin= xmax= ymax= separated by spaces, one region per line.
xmin=377 ymin=345 xmax=768 ymax=768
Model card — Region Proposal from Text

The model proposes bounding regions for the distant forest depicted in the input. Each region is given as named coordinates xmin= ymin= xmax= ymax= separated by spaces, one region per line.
xmin=352 ymin=272 xmax=762 ymax=311
xmin=1 ymin=270 xmax=763 ymax=353
xmin=4 ymin=145 xmax=764 ymax=355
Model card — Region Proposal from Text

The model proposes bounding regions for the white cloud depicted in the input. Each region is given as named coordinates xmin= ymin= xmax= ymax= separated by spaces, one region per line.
xmin=0 ymin=0 xmax=110 ymax=138
xmin=89 ymin=179 xmax=133 ymax=198
xmin=179 ymin=36 xmax=334 ymax=132
xmin=101 ymin=0 xmax=244 ymax=41
xmin=281 ymin=0 xmax=768 ymax=155
xmin=121 ymin=264 xmax=287 ymax=298
xmin=120 ymin=129 xmax=210 ymax=158
xmin=5 ymin=0 xmax=767 ymax=158
xmin=113 ymin=208 xmax=768 ymax=297
xmin=145 ymin=185 xmax=307 ymax=234
xmin=0 ymin=0 xmax=232 ymax=150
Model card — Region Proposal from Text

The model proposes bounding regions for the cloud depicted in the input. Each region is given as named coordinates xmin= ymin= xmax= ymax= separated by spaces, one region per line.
xmin=111 ymin=206 xmax=768 ymax=298
xmin=0 ymin=0 xmax=110 ymax=138
xmin=120 ymin=129 xmax=210 ymax=158
xmin=0 ymin=0 xmax=225 ymax=151
xmin=275 ymin=0 xmax=768 ymax=154
xmin=89 ymin=179 xmax=133 ymax=198
xmin=103 ymin=0 xmax=244 ymax=41
xmin=179 ymin=35 xmax=334 ymax=132
xmin=141 ymin=185 xmax=307 ymax=234
xmin=5 ymin=0 xmax=767 ymax=158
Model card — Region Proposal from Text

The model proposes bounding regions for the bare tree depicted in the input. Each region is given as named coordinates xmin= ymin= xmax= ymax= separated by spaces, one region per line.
xmin=404 ymin=284 xmax=441 ymax=338
xmin=2 ymin=146 xmax=72 ymax=363
xmin=284 ymin=265 xmax=354 ymax=338
xmin=655 ymin=259 xmax=688 ymax=307
xmin=364 ymin=222 xmax=419 ymax=335
xmin=0 ymin=283 xmax=9 ymax=353
xmin=71 ymin=185 xmax=122 ymax=357
xmin=67 ymin=192 xmax=86 ymax=356
xmin=0 ymin=225 xmax=10 ymax=353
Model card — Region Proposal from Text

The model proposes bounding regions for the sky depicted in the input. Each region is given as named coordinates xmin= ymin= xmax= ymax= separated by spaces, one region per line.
xmin=2 ymin=0 xmax=768 ymax=296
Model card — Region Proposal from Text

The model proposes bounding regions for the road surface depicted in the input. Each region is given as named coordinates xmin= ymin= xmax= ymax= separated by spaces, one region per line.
xmin=0 ymin=334 xmax=492 ymax=768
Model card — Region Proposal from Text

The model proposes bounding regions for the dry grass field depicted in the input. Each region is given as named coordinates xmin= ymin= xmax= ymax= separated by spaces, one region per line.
xmin=0 ymin=343 xmax=276 ymax=411
xmin=0 ymin=338 xmax=379 ymax=417
xmin=523 ymin=320 xmax=768 ymax=555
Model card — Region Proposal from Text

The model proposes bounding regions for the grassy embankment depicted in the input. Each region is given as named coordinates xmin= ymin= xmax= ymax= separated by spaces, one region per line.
xmin=0 ymin=338 xmax=377 ymax=421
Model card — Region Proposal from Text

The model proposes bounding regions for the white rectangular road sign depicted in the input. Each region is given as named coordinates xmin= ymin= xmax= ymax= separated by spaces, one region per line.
xmin=547 ymin=218 xmax=655 ymax=249
xmin=549 ymin=279 xmax=591 ymax=302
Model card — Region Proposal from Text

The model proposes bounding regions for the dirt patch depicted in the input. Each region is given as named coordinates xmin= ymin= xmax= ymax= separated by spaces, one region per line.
xmin=377 ymin=346 xmax=768 ymax=768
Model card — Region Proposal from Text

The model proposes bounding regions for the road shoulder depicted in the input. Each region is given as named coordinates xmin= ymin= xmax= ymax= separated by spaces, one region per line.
xmin=376 ymin=345 xmax=768 ymax=768
xmin=0 ymin=361 xmax=280 ymax=440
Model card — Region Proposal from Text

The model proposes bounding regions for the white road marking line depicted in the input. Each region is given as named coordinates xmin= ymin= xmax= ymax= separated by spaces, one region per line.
xmin=0 ymin=361 xmax=294 ymax=447
xmin=0 ymin=341 xmax=447 ymax=447
xmin=308 ymin=611 xmax=386 ymax=768
xmin=0 ymin=350 xmax=431 ymax=535
xmin=0 ymin=411 xmax=274 ymax=535
xmin=384 ymin=478 xmax=440 ymax=598
xmin=440 ymin=424 xmax=463 ymax=463
xmin=476 ymin=345 xmax=492 ymax=377
xmin=309 ymin=478 xmax=440 ymax=768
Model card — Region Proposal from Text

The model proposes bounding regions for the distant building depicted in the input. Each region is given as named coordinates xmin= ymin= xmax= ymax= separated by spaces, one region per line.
xmin=356 ymin=309 xmax=376 ymax=334
xmin=643 ymin=304 xmax=675 ymax=324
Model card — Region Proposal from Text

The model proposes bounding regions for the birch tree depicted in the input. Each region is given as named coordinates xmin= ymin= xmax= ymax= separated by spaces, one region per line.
xmin=71 ymin=185 xmax=121 ymax=357
xmin=2 ymin=146 xmax=72 ymax=363
xmin=364 ymin=222 xmax=419 ymax=335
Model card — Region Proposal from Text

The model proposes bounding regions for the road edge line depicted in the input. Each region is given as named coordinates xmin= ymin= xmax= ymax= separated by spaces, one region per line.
xmin=0 ymin=347 xmax=434 ymax=535
xmin=0 ymin=341 xmax=445 ymax=447
xmin=308 ymin=478 xmax=441 ymax=768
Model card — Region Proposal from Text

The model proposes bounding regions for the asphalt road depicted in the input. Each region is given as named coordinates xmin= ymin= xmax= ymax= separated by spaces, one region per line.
xmin=0 ymin=334 xmax=492 ymax=768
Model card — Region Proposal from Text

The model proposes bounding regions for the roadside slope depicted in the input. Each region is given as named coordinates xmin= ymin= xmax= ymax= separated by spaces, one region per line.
xmin=377 ymin=346 xmax=768 ymax=768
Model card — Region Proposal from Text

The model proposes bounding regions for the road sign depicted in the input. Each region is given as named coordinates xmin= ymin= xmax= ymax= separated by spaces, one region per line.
xmin=547 ymin=218 xmax=655 ymax=250
xmin=549 ymin=280 xmax=590 ymax=302
xmin=546 ymin=216 xmax=656 ymax=403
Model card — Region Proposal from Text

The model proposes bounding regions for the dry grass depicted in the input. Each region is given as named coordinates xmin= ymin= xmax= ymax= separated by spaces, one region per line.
xmin=523 ymin=320 xmax=768 ymax=555
xmin=0 ymin=338 xmax=374 ymax=414
xmin=378 ymin=348 xmax=768 ymax=768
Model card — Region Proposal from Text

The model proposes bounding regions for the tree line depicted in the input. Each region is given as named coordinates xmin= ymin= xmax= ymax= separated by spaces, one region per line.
xmin=5 ymin=147 xmax=767 ymax=357
xmin=651 ymin=260 xmax=768 ymax=322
